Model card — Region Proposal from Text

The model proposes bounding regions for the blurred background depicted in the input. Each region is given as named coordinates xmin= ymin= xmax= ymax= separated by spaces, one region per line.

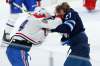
xmin=0 ymin=0 xmax=100 ymax=66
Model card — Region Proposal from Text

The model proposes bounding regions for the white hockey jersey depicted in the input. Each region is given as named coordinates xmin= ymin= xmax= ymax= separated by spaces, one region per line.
xmin=11 ymin=14 xmax=62 ymax=45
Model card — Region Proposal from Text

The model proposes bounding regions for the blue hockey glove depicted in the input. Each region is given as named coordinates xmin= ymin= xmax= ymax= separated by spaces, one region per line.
xmin=62 ymin=40 xmax=72 ymax=46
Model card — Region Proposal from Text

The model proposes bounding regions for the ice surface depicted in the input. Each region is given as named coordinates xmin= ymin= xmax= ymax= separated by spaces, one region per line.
xmin=0 ymin=0 xmax=100 ymax=66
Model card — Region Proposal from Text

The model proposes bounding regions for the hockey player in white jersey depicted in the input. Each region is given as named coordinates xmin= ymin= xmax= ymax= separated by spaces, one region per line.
xmin=3 ymin=0 xmax=41 ymax=42
xmin=6 ymin=8 xmax=62 ymax=66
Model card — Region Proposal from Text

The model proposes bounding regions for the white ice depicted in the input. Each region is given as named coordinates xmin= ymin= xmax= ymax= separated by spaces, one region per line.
xmin=0 ymin=0 xmax=100 ymax=66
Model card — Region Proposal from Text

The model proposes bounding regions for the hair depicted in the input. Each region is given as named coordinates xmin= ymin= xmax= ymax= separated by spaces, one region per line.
xmin=55 ymin=5 xmax=62 ymax=14
xmin=55 ymin=2 xmax=70 ymax=13
xmin=61 ymin=2 xmax=70 ymax=12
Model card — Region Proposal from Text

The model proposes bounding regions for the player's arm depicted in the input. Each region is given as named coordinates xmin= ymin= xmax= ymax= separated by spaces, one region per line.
xmin=40 ymin=17 xmax=62 ymax=30
xmin=51 ymin=20 xmax=76 ymax=33
xmin=51 ymin=13 xmax=76 ymax=34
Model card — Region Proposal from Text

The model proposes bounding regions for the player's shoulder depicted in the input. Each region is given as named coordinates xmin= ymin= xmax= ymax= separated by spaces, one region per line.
xmin=66 ymin=8 xmax=78 ymax=15
xmin=64 ymin=8 xmax=75 ymax=20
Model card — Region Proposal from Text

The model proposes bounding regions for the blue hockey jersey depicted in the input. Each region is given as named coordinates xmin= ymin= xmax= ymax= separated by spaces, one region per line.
xmin=10 ymin=0 xmax=37 ymax=13
xmin=51 ymin=8 xmax=85 ymax=43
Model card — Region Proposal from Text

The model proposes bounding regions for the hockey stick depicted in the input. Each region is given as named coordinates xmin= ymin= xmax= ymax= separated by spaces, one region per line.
xmin=13 ymin=2 xmax=51 ymax=18
xmin=12 ymin=2 xmax=33 ymax=16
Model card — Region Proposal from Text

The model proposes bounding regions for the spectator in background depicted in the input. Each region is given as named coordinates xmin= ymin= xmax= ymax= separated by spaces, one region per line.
xmin=83 ymin=0 xmax=97 ymax=12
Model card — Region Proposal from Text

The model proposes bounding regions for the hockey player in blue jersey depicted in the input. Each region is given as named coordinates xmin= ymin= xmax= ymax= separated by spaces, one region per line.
xmin=51 ymin=2 xmax=92 ymax=66
xmin=6 ymin=0 xmax=38 ymax=13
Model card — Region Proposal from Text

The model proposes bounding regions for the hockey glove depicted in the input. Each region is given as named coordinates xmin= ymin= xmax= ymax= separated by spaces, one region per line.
xmin=62 ymin=40 xmax=72 ymax=46
xmin=42 ymin=16 xmax=55 ymax=23
xmin=42 ymin=19 xmax=48 ymax=23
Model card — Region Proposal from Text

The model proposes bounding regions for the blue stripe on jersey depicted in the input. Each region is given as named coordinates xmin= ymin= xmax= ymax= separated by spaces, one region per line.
xmin=64 ymin=20 xmax=76 ymax=31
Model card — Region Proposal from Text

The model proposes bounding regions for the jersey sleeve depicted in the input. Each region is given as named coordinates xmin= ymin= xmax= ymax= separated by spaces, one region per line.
xmin=51 ymin=12 xmax=76 ymax=34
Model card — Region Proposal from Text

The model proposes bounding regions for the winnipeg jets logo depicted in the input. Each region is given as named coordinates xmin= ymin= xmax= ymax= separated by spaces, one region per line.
xmin=65 ymin=12 xmax=72 ymax=20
